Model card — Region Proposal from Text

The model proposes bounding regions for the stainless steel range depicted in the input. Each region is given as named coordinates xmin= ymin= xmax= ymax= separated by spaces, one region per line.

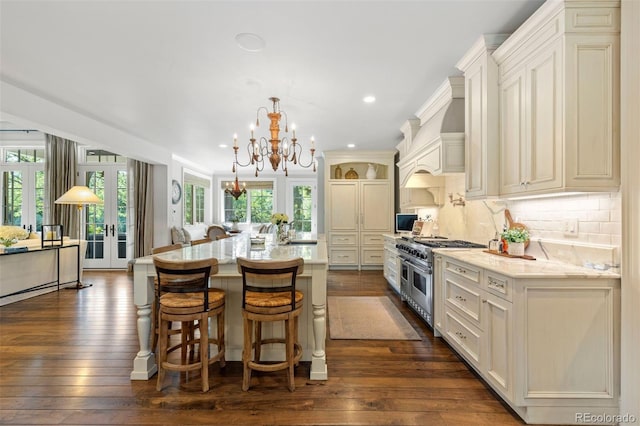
xmin=396 ymin=237 xmax=486 ymax=328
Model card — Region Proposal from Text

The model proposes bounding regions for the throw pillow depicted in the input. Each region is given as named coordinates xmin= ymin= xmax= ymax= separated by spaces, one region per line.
xmin=182 ymin=228 xmax=192 ymax=244
xmin=171 ymin=226 xmax=185 ymax=244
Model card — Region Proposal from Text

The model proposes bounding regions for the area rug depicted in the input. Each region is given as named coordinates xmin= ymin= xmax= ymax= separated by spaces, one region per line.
xmin=328 ymin=296 xmax=421 ymax=340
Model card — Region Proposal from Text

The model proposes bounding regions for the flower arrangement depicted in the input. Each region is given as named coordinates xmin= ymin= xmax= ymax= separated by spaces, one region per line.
xmin=270 ymin=213 xmax=289 ymax=225
xmin=0 ymin=226 xmax=28 ymax=246
xmin=501 ymin=228 xmax=530 ymax=243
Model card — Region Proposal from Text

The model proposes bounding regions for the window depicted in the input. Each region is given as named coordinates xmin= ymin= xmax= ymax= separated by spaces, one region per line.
xmin=84 ymin=149 xmax=126 ymax=164
xmin=4 ymin=148 xmax=45 ymax=163
xmin=286 ymin=179 xmax=317 ymax=233
xmin=222 ymin=180 xmax=274 ymax=224
xmin=183 ymin=171 xmax=210 ymax=225
xmin=184 ymin=183 xmax=205 ymax=224
xmin=1 ymin=147 xmax=45 ymax=231
xmin=291 ymin=184 xmax=313 ymax=232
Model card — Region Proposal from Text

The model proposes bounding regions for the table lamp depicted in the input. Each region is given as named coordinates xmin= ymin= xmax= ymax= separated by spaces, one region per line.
xmin=55 ymin=185 xmax=103 ymax=289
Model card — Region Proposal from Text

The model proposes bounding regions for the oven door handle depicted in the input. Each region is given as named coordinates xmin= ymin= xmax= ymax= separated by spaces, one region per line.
xmin=400 ymin=256 xmax=431 ymax=274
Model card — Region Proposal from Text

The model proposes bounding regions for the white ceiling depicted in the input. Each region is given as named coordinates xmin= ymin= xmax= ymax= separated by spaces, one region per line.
xmin=0 ymin=0 xmax=544 ymax=175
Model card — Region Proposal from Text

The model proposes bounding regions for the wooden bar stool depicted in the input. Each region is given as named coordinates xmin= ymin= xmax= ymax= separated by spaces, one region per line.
xmin=150 ymin=243 xmax=184 ymax=352
xmin=154 ymin=257 xmax=225 ymax=392
xmin=237 ymin=257 xmax=304 ymax=392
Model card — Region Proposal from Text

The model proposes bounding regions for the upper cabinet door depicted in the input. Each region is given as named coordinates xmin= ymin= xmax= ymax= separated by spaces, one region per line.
xmin=360 ymin=181 xmax=391 ymax=232
xmin=524 ymin=41 xmax=563 ymax=192
xmin=494 ymin=0 xmax=620 ymax=197
xmin=500 ymin=69 xmax=527 ymax=195
xmin=327 ymin=181 xmax=358 ymax=231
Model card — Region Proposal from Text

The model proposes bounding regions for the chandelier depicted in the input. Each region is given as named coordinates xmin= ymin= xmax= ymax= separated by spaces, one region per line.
xmin=231 ymin=97 xmax=316 ymax=177
xmin=224 ymin=175 xmax=247 ymax=200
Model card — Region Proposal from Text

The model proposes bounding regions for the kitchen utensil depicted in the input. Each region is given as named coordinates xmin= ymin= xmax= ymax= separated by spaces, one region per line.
xmin=504 ymin=209 xmax=530 ymax=248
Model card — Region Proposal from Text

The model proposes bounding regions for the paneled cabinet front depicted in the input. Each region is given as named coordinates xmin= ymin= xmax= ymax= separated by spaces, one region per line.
xmin=324 ymin=151 xmax=394 ymax=269
xmin=493 ymin=0 xmax=620 ymax=197
xmin=435 ymin=252 xmax=620 ymax=424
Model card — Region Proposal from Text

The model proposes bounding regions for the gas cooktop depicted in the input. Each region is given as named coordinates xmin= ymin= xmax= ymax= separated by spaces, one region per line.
xmin=411 ymin=238 xmax=487 ymax=249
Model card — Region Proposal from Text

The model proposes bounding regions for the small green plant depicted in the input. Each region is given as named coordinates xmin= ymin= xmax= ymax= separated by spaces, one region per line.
xmin=501 ymin=228 xmax=529 ymax=243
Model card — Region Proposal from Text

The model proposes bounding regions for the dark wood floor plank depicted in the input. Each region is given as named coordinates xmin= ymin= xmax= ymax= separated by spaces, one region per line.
xmin=0 ymin=269 xmax=530 ymax=425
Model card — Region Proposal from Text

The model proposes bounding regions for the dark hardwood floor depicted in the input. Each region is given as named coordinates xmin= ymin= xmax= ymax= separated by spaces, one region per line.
xmin=0 ymin=269 xmax=529 ymax=425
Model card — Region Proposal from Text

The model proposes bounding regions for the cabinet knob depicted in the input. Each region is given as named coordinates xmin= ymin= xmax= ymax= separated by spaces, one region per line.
xmin=482 ymin=299 xmax=487 ymax=303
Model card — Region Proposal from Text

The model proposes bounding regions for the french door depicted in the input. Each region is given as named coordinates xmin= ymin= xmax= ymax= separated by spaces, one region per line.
xmin=79 ymin=165 xmax=128 ymax=269
xmin=0 ymin=164 xmax=44 ymax=232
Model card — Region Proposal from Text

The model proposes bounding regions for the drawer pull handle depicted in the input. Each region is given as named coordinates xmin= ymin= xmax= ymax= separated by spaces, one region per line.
xmin=488 ymin=278 xmax=505 ymax=289
xmin=455 ymin=267 xmax=467 ymax=274
xmin=455 ymin=331 xmax=467 ymax=340
xmin=455 ymin=295 xmax=467 ymax=302
xmin=482 ymin=299 xmax=487 ymax=303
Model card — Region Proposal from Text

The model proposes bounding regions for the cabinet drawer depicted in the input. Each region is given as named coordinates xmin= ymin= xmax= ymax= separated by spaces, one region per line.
xmin=329 ymin=249 xmax=358 ymax=265
xmin=362 ymin=233 xmax=385 ymax=246
xmin=383 ymin=235 xmax=399 ymax=247
xmin=384 ymin=255 xmax=398 ymax=273
xmin=385 ymin=268 xmax=398 ymax=284
xmin=444 ymin=274 xmax=482 ymax=327
xmin=330 ymin=233 xmax=357 ymax=246
xmin=361 ymin=248 xmax=384 ymax=265
xmin=485 ymin=272 xmax=512 ymax=301
xmin=444 ymin=309 xmax=482 ymax=369
xmin=444 ymin=259 xmax=481 ymax=284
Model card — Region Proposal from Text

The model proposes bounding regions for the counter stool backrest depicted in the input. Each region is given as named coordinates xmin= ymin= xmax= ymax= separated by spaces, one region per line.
xmin=153 ymin=257 xmax=219 ymax=308
xmin=237 ymin=257 xmax=304 ymax=312
xmin=151 ymin=243 xmax=182 ymax=254
xmin=206 ymin=225 xmax=227 ymax=241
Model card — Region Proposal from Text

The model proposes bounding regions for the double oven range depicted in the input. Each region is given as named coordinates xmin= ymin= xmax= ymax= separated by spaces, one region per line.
xmin=396 ymin=237 xmax=486 ymax=328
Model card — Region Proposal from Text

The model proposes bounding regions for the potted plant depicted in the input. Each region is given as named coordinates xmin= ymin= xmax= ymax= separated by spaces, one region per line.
xmin=501 ymin=228 xmax=529 ymax=256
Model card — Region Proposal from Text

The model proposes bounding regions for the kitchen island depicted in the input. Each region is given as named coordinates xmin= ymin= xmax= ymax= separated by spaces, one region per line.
xmin=130 ymin=234 xmax=328 ymax=381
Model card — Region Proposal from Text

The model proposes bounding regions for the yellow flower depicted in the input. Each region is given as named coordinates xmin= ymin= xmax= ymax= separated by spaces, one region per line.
xmin=270 ymin=213 xmax=288 ymax=225
xmin=0 ymin=226 xmax=28 ymax=241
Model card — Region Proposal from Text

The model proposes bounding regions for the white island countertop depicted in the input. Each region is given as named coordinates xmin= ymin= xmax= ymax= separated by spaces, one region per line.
xmin=136 ymin=233 xmax=327 ymax=266
xmin=433 ymin=248 xmax=620 ymax=279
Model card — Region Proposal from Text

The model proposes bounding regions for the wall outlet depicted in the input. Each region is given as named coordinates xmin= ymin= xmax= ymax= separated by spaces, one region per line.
xmin=564 ymin=218 xmax=579 ymax=237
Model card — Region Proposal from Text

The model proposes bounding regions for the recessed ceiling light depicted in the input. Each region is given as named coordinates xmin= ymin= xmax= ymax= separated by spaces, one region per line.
xmin=219 ymin=144 xmax=228 ymax=148
xmin=347 ymin=143 xmax=356 ymax=148
xmin=363 ymin=95 xmax=376 ymax=103
xmin=235 ymin=33 xmax=265 ymax=52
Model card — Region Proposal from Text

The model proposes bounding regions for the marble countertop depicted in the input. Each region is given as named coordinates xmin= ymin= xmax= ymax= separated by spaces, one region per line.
xmin=433 ymin=248 xmax=621 ymax=279
xmin=135 ymin=233 xmax=327 ymax=265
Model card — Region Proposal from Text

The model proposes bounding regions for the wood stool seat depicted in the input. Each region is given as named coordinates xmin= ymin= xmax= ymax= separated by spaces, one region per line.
xmin=154 ymin=257 xmax=225 ymax=393
xmin=237 ymin=257 xmax=304 ymax=392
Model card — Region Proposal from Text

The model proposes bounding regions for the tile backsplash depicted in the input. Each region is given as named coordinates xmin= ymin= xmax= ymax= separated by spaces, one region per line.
xmin=416 ymin=174 xmax=621 ymax=267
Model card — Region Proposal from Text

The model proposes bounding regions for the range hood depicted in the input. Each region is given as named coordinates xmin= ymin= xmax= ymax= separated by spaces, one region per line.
xmin=397 ymin=76 xmax=465 ymax=185
xmin=404 ymin=171 xmax=445 ymax=206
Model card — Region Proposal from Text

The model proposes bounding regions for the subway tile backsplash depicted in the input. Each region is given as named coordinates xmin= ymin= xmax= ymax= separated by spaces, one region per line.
xmin=417 ymin=174 xmax=622 ymax=266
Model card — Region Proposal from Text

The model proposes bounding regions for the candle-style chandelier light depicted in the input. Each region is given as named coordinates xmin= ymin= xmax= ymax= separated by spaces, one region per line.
xmin=231 ymin=96 xmax=316 ymax=177
xmin=224 ymin=174 xmax=247 ymax=200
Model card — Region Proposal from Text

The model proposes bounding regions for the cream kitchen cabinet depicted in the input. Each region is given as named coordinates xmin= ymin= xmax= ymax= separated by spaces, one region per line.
xmin=435 ymin=251 xmax=620 ymax=425
xmin=493 ymin=0 xmax=620 ymax=197
xmin=324 ymin=151 xmax=395 ymax=269
xmin=383 ymin=234 xmax=402 ymax=294
xmin=456 ymin=34 xmax=508 ymax=199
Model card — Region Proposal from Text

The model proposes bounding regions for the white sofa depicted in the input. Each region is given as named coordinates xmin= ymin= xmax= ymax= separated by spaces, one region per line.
xmin=0 ymin=237 xmax=87 ymax=306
